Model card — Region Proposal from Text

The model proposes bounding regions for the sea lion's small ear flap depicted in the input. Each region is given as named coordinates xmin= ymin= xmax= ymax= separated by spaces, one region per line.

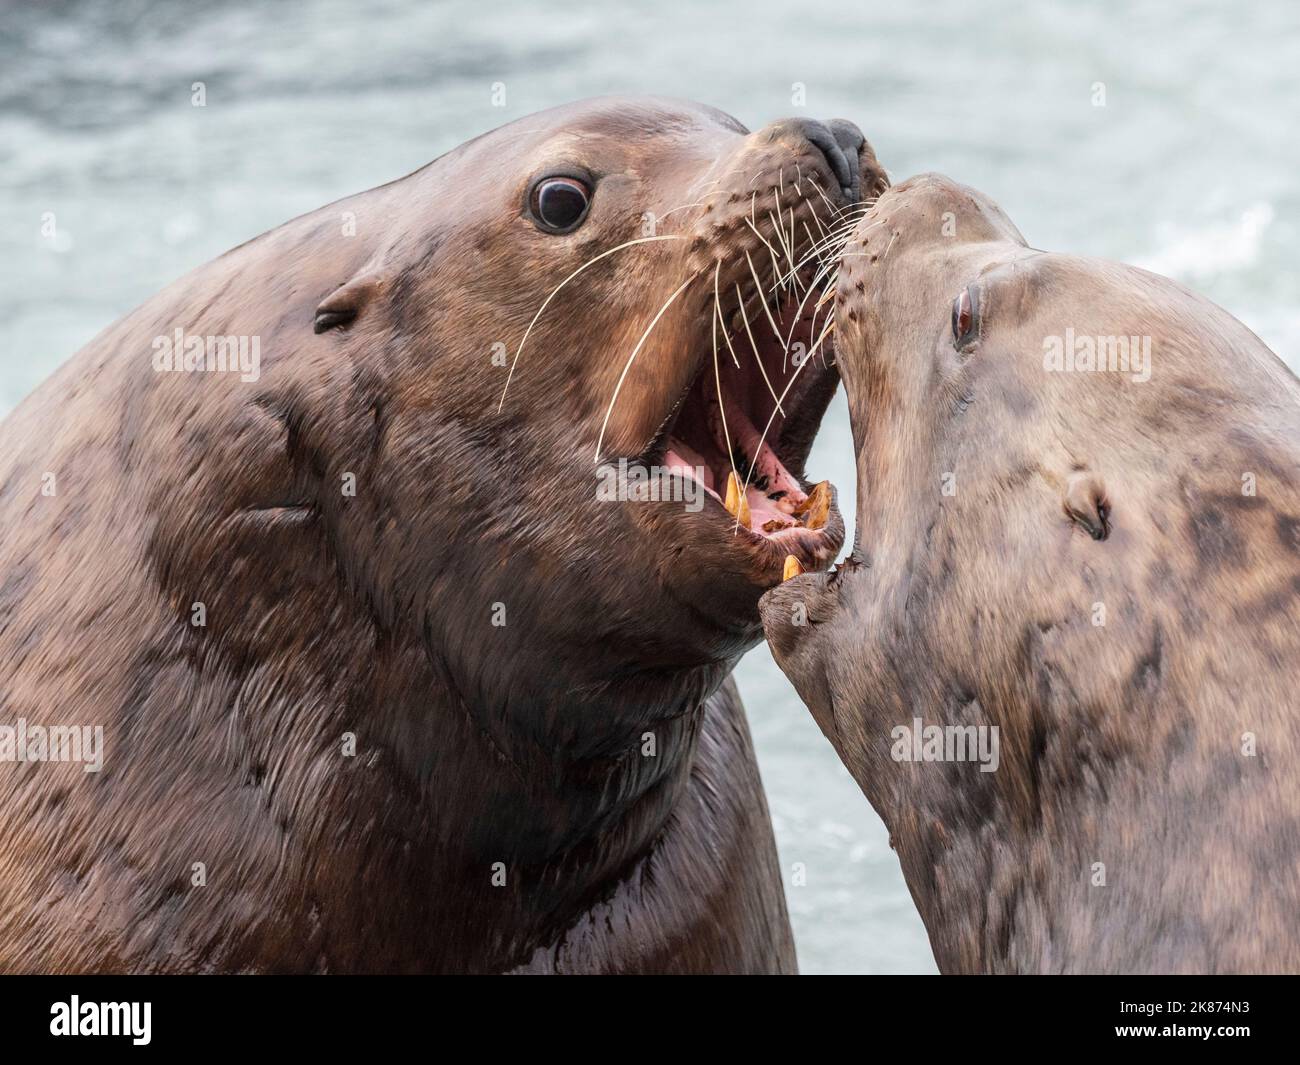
xmin=1064 ymin=472 xmax=1111 ymax=541
xmin=313 ymin=271 xmax=384 ymax=334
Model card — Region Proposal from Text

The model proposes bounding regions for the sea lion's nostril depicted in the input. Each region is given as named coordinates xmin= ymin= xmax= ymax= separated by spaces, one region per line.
xmin=786 ymin=117 xmax=857 ymax=202
xmin=826 ymin=119 xmax=866 ymax=203
xmin=826 ymin=118 xmax=866 ymax=155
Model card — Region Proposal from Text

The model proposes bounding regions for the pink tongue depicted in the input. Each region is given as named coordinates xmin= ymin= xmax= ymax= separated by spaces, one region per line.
xmin=664 ymin=443 xmax=717 ymax=495
xmin=715 ymin=389 xmax=804 ymax=499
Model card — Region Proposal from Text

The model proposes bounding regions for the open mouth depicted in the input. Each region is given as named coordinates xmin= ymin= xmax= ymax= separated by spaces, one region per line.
xmin=647 ymin=264 xmax=845 ymax=580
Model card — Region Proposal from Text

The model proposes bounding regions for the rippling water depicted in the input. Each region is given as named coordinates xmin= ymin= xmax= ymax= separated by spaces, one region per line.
xmin=2 ymin=0 xmax=1296 ymax=973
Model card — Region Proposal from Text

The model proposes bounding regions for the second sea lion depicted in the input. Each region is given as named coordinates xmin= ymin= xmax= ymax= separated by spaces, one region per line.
xmin=763 ymin=173 xmax=1300 ymax=974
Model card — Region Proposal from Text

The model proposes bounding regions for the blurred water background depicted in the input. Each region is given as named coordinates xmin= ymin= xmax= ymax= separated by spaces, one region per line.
xmin=2 ymin=0 xmax=1296 ymax=973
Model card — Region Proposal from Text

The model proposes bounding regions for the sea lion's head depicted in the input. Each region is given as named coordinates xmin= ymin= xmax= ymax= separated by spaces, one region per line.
xmin=233 ymin=96 xmax=886 ymax=737
xmin=761 ymin=171 xmax=1300 ymax=833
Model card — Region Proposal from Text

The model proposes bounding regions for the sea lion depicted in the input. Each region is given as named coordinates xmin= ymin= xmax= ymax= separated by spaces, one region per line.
xmin=0 ymin=97 xmax=886 ymax=973
xmin=761 ymin=173 xmax=1300 ymax=974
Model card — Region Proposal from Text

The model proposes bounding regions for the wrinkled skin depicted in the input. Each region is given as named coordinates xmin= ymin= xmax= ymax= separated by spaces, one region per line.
xmin=763 ymin=174 xmax=1300 ymax=974
xmin=0 ymin=97 xmax=885 ymax=973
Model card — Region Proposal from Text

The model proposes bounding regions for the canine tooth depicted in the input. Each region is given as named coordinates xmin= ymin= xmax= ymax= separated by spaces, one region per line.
xmin=791 ymin=481 xmax=817 ymax=513
xmin=724 ymin=471 xmax=751 ymax=529
xmin=797 ymin=480 xmax=831 ymax=530
xmin=725 ymin=471 xmax=741 ymax=514
xmin=782 ymin=555 xmax=804 ymax=581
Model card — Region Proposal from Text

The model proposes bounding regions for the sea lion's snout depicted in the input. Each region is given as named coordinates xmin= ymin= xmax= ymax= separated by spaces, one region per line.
xmin=579 ymin=108 xmax=895 ymax=604
xmin=764 ymin=117 xmax=880 ymax=203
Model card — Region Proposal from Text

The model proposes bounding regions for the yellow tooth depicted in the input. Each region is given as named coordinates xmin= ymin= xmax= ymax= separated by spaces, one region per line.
xmin=801 ymin=480 xmax=831 ymax=530
xmin=782 ymin=555 xmax=804 ymax=581
xmin=724 ymin=471 xmax=751 ymax=530
xmin=724 ymin=471 xmax=741 ymax=514
xmin=735 ymin=494 xmax=751 ymax=530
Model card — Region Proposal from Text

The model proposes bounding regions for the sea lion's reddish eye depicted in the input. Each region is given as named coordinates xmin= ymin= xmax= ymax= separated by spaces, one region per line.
xmin=951 ymin=285 xmax=980 ymax=349
xmin=529 ymin=177 xmax=591 ymax=233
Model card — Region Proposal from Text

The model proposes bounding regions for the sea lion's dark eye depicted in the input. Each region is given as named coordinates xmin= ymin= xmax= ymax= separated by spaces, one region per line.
xmin=528 ymin=176 xmax=592 ymax=234
xmin=951 ymin=284 xmax=980 ymax=350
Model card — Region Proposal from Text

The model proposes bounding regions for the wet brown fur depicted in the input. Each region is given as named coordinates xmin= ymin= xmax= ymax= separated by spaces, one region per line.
xmin=0 ymin=97 xmax=885 ymax=973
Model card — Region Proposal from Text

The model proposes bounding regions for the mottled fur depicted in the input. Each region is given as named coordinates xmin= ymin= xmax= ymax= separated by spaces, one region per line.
xmin=763 ymin=174 xmax=1300 ymax=974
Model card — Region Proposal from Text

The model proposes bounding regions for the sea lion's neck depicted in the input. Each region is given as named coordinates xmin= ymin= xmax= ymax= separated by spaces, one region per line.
xmin=226 ymin=622 xmax=724 ymax=970
xmin=884 ymin=764 xmax=1096 ymax=974
xmin=879 ymin=677 xmax=1283 ymax=975
xmin=145 ymin=388 xmax=745 ymax=968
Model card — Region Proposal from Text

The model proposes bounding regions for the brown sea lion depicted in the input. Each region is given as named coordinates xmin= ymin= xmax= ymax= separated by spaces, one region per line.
xmin=762 ymin=173 xmax=1300 ymax=974
xmin=0 ymin=97 xmax=887 ymax=973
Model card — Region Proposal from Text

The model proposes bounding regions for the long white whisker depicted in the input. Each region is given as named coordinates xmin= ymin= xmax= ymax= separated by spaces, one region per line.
xmin=808 ymin=178 xmax=842 ymax=219
xmin=499 ymin=235 xmax=682 ymax=413
xmin=807 ymin=205 xmax=828 ymax=239
xmin=711 ymin=261 xmax=738 ymax=503
xmin=769 ymin=205 xmax=793 ymax=266
xmin=743 ymin=218 xmax=781 ymax=263
xmin=714 ymin=264 xmax=740 ymax=368
xmin=789 ymin=203 xmax=798 ymax=271
xmin=767 ymin=210 xmax=796 ymax=268
xmin=594 ymin=274 xmax=696 ymax=462
xmin=767 ymin=241 xmax=785 ymax=295
xmin=779 ymin=232 xmax=855 ymax=354
xmin=763 ymin=208 xmax=854 ymax=367
xmin=774 ymin=210 xmax=875 ymax=290
xmin=657 ymin=201 xmax=707 ymax=221
xmin=801 ymin=220 xmax=820 ymax=261
xmin=735 ymin=282 xmax=785 ymax=416
xmin=741 ymin=317 xmax=835 ymax=501
xmin=746 ymin=249 xmax=783 ymax=342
